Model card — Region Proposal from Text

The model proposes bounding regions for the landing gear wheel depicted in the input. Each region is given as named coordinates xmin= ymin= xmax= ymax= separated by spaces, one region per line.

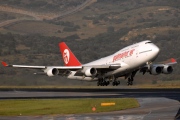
xmin=112 ymin=80 xmax=120 ymax=86
xmin=106 ymin=81 xmax=110 ymax=86
xmin=127 ymin=78 xmax=133 ymax=86
xmin=130 ymin=81 xmax=133 ymax=85
xmin=113 ymin=82 xmax=115 ymax=86
xmin=97 ymin=81 xmax=100 ymax=86
xmin=97 ymin=78 xmax=110 ymax=86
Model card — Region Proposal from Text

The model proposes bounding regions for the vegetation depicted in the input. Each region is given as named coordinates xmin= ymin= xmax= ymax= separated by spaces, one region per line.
xmin=0 ymin=98 xmax=139 ymax=116
xmin=0 ymin=0 xmax=87 ymax=13
xmin=0 ymin=12 xmax=15 ymax=21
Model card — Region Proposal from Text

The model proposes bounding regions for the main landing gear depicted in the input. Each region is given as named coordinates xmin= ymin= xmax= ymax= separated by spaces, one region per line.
xmin=127 ymin=77 xmax=133 ymax=86
xmin=97 ymin=76 xmax=120 ymax=86
xmin=97 ymin=78 xmax=110 ymax=86
xmin=112 ymin=78 xmax=120 ymax=86
xmin=127 ymin=70 xmax=137 ymax=86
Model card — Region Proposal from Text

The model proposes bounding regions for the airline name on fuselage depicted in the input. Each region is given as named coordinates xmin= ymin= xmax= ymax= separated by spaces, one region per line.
xmin=113 ymin=49 xmax=135 ymax=62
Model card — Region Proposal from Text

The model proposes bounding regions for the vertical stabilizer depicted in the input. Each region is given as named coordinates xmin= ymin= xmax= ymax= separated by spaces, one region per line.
xmin=59 ymin=42 xmax=82 ymax=66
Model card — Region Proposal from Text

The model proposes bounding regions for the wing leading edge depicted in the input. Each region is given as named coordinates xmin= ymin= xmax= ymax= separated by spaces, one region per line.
xmin=140 ymin=58 xmax=177 ymax=75
xmin=2 ymin=61 xmax=46 ymax=69
xmin=1 ymin=61 xmax=121 ymax=76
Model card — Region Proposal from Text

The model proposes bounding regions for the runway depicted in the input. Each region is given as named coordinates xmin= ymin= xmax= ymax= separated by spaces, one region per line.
xmin=0 ymin=88 xmax=180 ymax=120
xmin=0 ymin=88 xmax=180 ymax=100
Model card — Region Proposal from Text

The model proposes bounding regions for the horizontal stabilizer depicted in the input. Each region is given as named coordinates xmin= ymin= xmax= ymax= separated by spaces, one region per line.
xmin=1 ymin=61 xmax=8 ymax=67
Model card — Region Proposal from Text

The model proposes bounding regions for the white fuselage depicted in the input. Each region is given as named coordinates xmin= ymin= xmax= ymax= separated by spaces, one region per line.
xmin=67 ymin=40 xmax=160 ymax=81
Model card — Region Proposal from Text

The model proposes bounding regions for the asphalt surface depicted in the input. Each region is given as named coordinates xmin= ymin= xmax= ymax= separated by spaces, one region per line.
xmin=0 ymin=88 xmax=179 ymax=120
xmin=0 ymin=88 xmax=180 ymax=100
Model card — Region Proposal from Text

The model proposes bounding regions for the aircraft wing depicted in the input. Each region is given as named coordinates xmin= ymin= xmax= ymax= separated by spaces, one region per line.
xmin=1 ymin=61 xmax=82 ymax=70
xmin=157 ymin=58 xmax=177 ymax=65
xmin=144 ymin=58 xmax=177 ymax=67
xmin=2 ymin=61 xmax=46 ymax=69
xmin=84 ymin=64 xmax=121 ymax=69
xmin=1 ymin=61 xmax=120 ymax=69
xmin=1 ymin=61 xmax=121 ymax=76
xmin=140 ymin=58 xmax=177 ymax=74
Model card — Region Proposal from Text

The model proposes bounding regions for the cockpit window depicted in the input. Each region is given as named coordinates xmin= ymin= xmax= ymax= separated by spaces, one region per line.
xmin=145 ymin=42 xmax=152 ymax=44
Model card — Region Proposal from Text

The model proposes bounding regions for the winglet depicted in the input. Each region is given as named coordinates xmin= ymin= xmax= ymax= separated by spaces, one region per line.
xmin=1 ymin=61 xmax=8 ymax=67
xmin=171 ymin=58 xmax=177 ymax=63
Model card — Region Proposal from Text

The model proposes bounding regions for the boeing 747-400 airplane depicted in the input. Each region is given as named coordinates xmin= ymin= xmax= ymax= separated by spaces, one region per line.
xmin=2 ymin=40 xmax=177 ymax=86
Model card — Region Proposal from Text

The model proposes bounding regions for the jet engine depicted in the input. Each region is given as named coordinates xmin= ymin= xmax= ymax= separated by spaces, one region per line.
xmin=83 ymin=67 xmax=97 ymax=77
xmin=162 ymin=65 xmax=173 ymax=74
xmin=150 ymin=66 xmax=162 ymax=75
xmin=46 ymin=68 xmax=59 ymax=76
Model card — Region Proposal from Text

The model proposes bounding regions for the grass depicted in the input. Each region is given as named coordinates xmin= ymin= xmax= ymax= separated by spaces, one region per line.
xmin=0 ymin=98 xmax=139 ymax=116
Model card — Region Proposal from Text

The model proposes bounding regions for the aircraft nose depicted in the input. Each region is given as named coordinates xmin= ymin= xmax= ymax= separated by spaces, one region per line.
xmin=153 ymin=45 xmax=160 ymax=55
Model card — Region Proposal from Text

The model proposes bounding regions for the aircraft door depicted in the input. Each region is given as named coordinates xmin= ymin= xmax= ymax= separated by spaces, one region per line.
xmin=136 ymin=48 xmax=139 ymax=58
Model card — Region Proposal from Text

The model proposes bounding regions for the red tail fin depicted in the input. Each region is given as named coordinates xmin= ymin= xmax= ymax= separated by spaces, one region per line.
xmin=59 ymin=42 xmax=82 ymax=66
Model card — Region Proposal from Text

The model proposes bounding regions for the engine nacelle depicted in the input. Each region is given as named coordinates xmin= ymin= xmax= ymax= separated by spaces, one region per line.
xmin=150 ymin=66 xmax=162 ymax=75
xmin=84 ymin=67 xmax=97 ymax=77
xmin=162 ymin=65 xmax=173 ymax=74
xmin=46 ymin=68 xmax=59 ymax=77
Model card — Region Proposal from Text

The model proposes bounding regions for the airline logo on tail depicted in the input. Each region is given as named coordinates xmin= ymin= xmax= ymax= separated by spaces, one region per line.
xmin=59 ymin=42 xmax=82 ymax=66
xmin=63 ymin=49 xmax=70 ymax=64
